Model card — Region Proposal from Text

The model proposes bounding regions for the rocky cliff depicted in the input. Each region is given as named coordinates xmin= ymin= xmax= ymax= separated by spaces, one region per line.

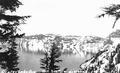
xmin=18 ymin=34 xmax=109 ymax=56
xmin=79 ymin=30 xmax=120 ymax=73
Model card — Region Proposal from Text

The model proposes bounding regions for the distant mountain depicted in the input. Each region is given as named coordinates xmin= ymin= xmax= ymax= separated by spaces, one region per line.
xmin=109 ymin=30 xmax=120 ymax=38
xmin=18 ymin=34 xmax=108 ymax=56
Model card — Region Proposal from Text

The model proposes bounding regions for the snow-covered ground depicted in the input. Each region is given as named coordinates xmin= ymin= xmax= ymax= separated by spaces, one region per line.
xmin=19 ymin=35 xmax=106 ymax=56
xmin=79 ymin=39 xmax=120 ymax=73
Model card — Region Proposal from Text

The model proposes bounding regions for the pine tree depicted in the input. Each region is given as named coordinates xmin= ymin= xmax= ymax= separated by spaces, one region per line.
xmin=40 ymin=42 xmax=62 ymax=73
xmin=115 ymin=44 xmax=120 ymax=64
xmin=98 ymin=4 xmax=120 ymax=28
xmin=0 ymin=0 xmax=30 ymax=73
xmin=40 ymin=51 xmax=49 ymax=72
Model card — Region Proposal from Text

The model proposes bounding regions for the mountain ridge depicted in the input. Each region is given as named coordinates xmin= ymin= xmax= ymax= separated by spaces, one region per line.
xmin=18 ymin=34 xmax=109 ymax=56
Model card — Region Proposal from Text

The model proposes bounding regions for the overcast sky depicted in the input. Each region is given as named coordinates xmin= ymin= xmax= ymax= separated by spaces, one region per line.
xmin=16 ymin=0 xmax=120 ymax=37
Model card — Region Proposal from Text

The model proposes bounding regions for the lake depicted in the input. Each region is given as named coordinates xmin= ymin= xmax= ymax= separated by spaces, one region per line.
xmin=0 ymin=49 xmax=92 ymax=72
xmin=18 ymin=50 xmax=92 ymax=71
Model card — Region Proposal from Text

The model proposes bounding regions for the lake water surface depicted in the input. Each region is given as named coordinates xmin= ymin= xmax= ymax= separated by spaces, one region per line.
xmin=0 ymin=49 xmax=92 ymax=72
xmin=18 ymin=50 xmax=92 ymax=71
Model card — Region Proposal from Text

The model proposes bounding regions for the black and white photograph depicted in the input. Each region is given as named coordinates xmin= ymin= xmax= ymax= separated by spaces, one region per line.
xmin=1 ymin=0 xmax=120 ymax=73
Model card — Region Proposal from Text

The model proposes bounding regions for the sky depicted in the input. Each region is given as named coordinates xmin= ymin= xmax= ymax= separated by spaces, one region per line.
xmin=15 ymin=0 xmax=120 ymax=38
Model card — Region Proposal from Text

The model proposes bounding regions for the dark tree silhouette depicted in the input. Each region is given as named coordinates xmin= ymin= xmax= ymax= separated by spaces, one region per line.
xmin=40 ymin=51 xmax=49 ymax=72
xmin=0 ymin=0 xmax=30 ymax=73
xmin=115 ymin=44 xmax=120 ymax=64
xmin=98 ymin=4 xmax=120 ymax=28
xmin=40 ymin=42 xmax=62 ymax=73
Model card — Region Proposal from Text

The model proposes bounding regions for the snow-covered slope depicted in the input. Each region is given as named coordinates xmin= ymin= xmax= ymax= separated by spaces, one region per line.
xmin=78 ymin=30 xmax=120 ymax=73
xmin=79 ymin=42 xmax=120 ymax=73
xmin=18 ymin=34 xmax=107 ymax=56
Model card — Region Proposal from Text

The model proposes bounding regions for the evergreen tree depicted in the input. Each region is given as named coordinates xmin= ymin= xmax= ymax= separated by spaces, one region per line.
xmin=98 ymin=4 xmax=120 ymax=28
xmin=115 ymin=44 xmax=120 ymax=64
xmin=40 ymin=51 xmax=49 ymax=72
xmin=0 ymin=0 xmax=30 ymax=73
xmin=40 ymin=42 xmax=62 ymax=73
